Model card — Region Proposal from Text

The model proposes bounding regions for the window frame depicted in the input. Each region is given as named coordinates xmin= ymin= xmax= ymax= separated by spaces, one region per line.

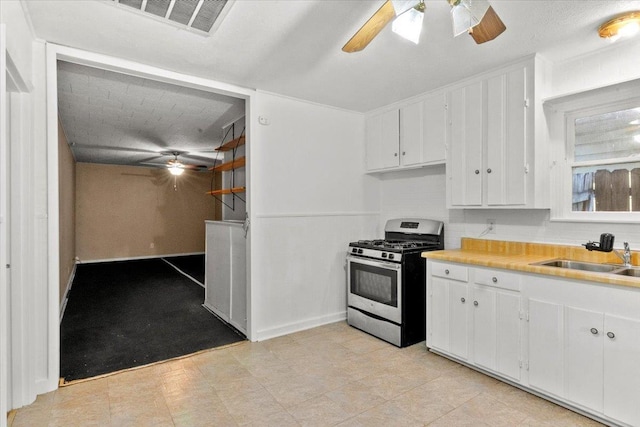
xmin=546 ymin=79 xmax=640 ymax=223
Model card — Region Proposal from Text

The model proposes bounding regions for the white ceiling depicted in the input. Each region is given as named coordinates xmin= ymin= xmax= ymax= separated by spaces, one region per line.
xmin=22 ymin=0 xmax=640 ymax=167
xmin=57 ymin=61 xmax=245 ymax=168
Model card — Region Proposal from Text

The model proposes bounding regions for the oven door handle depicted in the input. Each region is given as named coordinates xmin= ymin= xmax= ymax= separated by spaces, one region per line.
xmin=346 ymin=255 xmax=401 ymax=270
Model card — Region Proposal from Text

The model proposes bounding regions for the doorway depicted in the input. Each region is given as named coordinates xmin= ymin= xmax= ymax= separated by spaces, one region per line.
xmin=56 ymin=56 xmax=252 ymax=382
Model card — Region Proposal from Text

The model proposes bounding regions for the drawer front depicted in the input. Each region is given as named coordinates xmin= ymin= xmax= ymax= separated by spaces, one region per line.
xmin=431 ymin=262 xmax=468 ymax=282
xmin=474 ymin=268 xmax=520 ymax=291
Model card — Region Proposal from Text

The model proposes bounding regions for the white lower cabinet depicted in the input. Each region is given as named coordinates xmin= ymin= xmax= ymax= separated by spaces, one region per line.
xmin=603 ymin=314 xmax=640 ymax=425
xmin=428 ymin=261 xmax=640 ymax=427
xmin=429 ymin=269 xmax=469 ymax=361
xmin=427 ymin=262 xmax=522 ymax=379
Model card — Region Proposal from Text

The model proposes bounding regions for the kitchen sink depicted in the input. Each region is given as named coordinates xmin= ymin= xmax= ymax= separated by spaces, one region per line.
xmin=533 ymin=259 xmax=621 ymax=273
xmin=612 ymin=268 xmax=640 ymax=277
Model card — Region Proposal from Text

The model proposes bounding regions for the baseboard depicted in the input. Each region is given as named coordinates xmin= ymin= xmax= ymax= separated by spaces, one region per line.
xmin=254 ymin=311 xmax=347 ymax=342
xmin=59 ymin=262 xmax=77 ymax=323
xmin=78 ymin=252 xmax=205 ymax=264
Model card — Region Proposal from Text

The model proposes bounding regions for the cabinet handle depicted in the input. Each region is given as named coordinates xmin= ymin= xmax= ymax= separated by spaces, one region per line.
xmin=492 ymin=277 xmax=497 ymax=283
xmin=402 ymin=151 xmax=406 ymax=155
xmin=474 ymin=169 xmax=480 ymax=175
xmin=590 ymin=328 xmax=598 ymax=335
xmin=607 ymin=332 xmax=615 ymax=339
xmin=461 ymin=297 xmax=466 ymax=303
xmin=487 ymin=168 xmax=492 ymax=173
xmin=394 ymin=153 xmax=398 ymax=157
xmin=473 ymin=301 xmax=479 ymax=306
xmin=444 ymin=269 xmax=450 ymax=275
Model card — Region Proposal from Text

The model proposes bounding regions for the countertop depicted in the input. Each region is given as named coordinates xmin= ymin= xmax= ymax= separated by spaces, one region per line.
xmin=422 ymin=238 xmax=640 ymax=289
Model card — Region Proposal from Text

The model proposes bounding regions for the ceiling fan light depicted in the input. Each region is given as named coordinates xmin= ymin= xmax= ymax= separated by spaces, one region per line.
xmin=450 ymin=0 xmax=490 ymax=37
xmin=391 ymin=0 xmax=418 ymax=16
xmin=599 ymin=11 xmax=640 ymax=40
xmin=169 ymin=164 xmax=184 ymax=176
xmin=392 ymin=7 xmax=424 ymax=44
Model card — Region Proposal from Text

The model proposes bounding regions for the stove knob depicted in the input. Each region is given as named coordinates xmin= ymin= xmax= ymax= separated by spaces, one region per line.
xmin=381 ymin=253 xmax=387 ymax=258
xmin=357 ymin=249 xmax=363 ymax=254
xmin=389 ymin=254 xmax=395 ymax=260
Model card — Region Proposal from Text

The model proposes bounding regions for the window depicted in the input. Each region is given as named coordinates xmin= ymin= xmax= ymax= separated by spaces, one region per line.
xmin=570 ymin=106 xmax=640 ymax=212
xmin=546 ymin=78 xmax=640 ymax=222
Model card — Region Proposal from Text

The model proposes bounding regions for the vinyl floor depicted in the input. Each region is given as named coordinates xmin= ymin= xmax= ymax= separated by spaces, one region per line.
xmin=12 ymin=322 xmax=602 ymax=426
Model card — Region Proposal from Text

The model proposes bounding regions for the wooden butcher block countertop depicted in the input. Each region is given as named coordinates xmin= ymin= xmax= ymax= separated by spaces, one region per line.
xmin=422 ymin=238 xmax=640 ymax=289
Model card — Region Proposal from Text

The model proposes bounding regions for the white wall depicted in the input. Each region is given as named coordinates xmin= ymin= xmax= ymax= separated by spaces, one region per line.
xmin=377 ymin=41 xmax=640 ymax=251
xmin=249 ymin=91 xmax=379 ymax=340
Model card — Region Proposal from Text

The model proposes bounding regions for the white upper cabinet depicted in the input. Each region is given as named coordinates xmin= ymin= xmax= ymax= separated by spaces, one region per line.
xmin=449 ymin=81 xmax=483 ymax=206
xmin=366 ymin=109 xmax=400 ymax=170
xmin=365 ymin=91 xmax=447 ymax=172
xmin=446 ymin=56 xmax=549 ymax=209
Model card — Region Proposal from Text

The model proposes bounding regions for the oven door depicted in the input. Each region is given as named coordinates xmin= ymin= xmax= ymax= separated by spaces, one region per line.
xmin=347 ymin=255 xmax=402 ymax=324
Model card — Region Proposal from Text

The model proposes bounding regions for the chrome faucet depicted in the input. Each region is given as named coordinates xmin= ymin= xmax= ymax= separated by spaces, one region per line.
xmin=613 ymin=242 xmax=632 ymax=267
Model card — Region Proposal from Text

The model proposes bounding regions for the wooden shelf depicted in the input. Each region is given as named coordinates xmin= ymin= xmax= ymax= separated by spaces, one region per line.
xmin=206 ymin=187 xmax=246 ymax=196
xmin=209 ymin=156 xmax=245 ymax=172
xmin=216 ymin=136 xmax=246 ymax=152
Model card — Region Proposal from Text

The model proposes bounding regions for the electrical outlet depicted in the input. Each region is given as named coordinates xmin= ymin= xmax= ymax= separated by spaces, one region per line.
xmin=487 ymin=219 xmax=496 ymax=234
xmin=150 ymin=243 xmax=155 ymax=249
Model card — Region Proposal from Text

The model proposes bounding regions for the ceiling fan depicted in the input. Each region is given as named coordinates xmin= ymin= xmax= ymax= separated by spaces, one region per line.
xmin=163 ymin=151 xmax=208 ymax=176
xmin=342 ymin=0 xmax=506 ymax=53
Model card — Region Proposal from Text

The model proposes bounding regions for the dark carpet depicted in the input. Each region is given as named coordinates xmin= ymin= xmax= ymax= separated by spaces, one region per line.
xmin=60 ymin=258 xmax=244 ymax=382
xmin=163 ymin=254 xmax=205 ymax=284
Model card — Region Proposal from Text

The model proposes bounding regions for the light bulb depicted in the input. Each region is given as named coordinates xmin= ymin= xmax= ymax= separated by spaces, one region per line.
xmin=618 ymin=21 xmax=640 ymax=38
xmin=169 ymin=165 xmax=184 ymax=176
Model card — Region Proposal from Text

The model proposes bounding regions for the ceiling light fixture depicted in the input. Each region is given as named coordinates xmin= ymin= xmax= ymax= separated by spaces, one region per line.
xmin=448 ymin=0 xmax=506 ymax=44
xmin=635 ymin=135 xmax=640 ymax=143
xmin=169 ymin=164 xmax=184 ymax=176
xmin=391 ymin=0 xmax=426 ymax=44
xmin=599 ymin=11 xmax=640 ymax=41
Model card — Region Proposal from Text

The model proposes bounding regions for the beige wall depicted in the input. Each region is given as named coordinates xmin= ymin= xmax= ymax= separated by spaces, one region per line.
xmin=76 ymin=163 xmax=220 ymax=261
xmin=58 ymin=119 xmax=76 ymax=303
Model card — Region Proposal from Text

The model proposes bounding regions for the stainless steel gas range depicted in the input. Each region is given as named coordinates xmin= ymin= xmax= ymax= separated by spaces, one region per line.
xmin=346 ymin=218 xmax=444 ymax=347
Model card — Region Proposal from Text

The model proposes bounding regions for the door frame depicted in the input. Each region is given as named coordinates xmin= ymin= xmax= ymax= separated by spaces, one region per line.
xmin=45 ymin=43 xmax=256 ymax=391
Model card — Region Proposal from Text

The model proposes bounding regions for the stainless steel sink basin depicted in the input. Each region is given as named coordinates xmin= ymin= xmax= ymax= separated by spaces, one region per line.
xmin=613 ymin=268 xmax=640 ymax=277
xmin=533 ymin=259 xmax=621 ymax=273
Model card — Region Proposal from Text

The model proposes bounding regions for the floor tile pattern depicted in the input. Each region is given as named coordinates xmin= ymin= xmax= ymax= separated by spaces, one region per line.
xmin=9 ymin=322 xmax=603 ymax=426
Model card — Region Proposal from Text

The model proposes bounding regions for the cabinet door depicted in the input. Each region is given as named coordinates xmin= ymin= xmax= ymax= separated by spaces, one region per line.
xmin=564 ymin=306 xmax=604 ymax=412
xmin=365 ymin=109 xmax=399 ymax=170
xmin=449 ymin=281 xmax=469 ymax=360
xmin=449 ymin=81 xmax=483 ymax=206
xmin=429 ymin=277 xmax=450 ymax=352
xmin=423 ymin=92 xmax=447 ymax=164
xmin=229 ymin=227 xmax=247 ymax=333
xmin=472 ymin=285 xmax=496 ymax=371
xmin=400 ymin=101 xmax=423 ymax=166
xmin=486 ymin=67 xmax=527 ymax=206
xmin=207 ymin=226 xmax=231 ymax=321
xmin=495 ymin=291 xmax=521 ymax=381
xmin=603 ymin=314 xmax=640 ymax=426
xmin=528 ymin=299 xmax=563 ymax=397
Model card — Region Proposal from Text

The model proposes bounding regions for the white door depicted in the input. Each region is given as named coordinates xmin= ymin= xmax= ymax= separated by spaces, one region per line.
xmin=449 ymin=281 xmax=469 ymax=360
xmin=0 ymin=23 xmax=10 ymax=425
xmin=449 ymin=82 xmax=483 ymax=206
xmin=365 ymin=110 xmax=400 ymax=170
xmin=528 ymin=298 xmax=564 ymax=398
xmin=564 ymin=306 xmax=604 ymax=412
xmin=486 ymin=68 xmax=527 ymax=206
xmin=399 ymin=101 xmax=423 ymax=166
xmin=495 ymin=291 xmax=521 ymax=381
xmin=422 ymin=92 xmax=447 ymax=164
xmin=603 ymin=314 xmax=640 ymax=426
xmin=428 ymin=277 xmax=449 ymax=352
xmin=472 ymin=285 xmax=496 ymax=371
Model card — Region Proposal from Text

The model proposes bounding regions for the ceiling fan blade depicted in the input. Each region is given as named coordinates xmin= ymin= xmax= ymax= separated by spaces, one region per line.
xmin=342 ymin=0 xmax=396 ymax=53
xmin=469 ymin=6 xmax=506 ymax=44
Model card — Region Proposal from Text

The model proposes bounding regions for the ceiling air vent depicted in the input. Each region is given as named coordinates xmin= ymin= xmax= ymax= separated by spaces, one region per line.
xmin=110 ymin=0 xmax=232 ymax=35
